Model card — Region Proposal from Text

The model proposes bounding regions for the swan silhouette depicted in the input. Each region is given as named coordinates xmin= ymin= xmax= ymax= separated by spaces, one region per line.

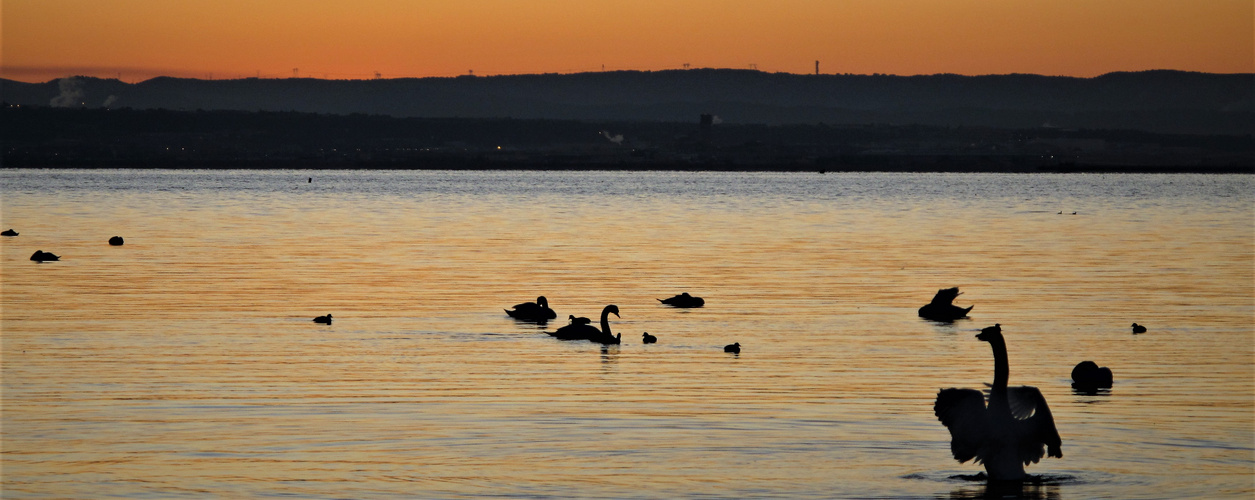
xmin=724 ymin=342 xmax=740 ymax=353
xmin=313 ymin=314 xmax=333 ymax=324
xmin=658 ymin=292 xmax=704 ymax=308
xmin=505 ymin=296 xmax=557 ymax=322
xmin=919 ymin=287 xmax=973 ymax=322
xmin=1070 ymin=361 xmax=1113 ymax=392
xmin=1131 ymin=323 xmax=1147 ymax=334
xmin=550 ymin=305 xmax=621 ymax=344
xmin=642 ymin=332 xmax=657 ymax=343
xmin=30 ymin=250 xmax=60 ymax=262
xmin=934 ymin=324 xmax=1062 ymax=481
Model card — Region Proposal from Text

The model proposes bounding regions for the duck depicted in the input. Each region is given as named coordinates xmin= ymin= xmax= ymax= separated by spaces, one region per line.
xmin=918 ymin=287 xmax=973 ymax=322
xmin=30 ymin=250 xmax=60 ymax=262
xmin=642 ymin=332 xmax=657 ymax=344
xmin=1070 ymin=361 xmax=1113 ymax=392
xmin=505 ymin=296 xmax=558 ymax=323
xmin=550 ymin=305 xmax=621 ymax=344
xmin=658 ymin=292 xmax=704 ymax=308
xmin=108 ymin=236 xmax=124 ymax=246
xmin=313 ymin=314 xmax=333 ymax=324
xmin=568 ymin=314 xmax=591 ymax=326
xmin=1 ymin=229 xmax=17 ymax=236
xmin=934 ymin=324 xmax=1063 ymax=481
xmin=724 ymin=342 xmax=740 ymax=354
xmin=1131 ymin=323 xmax=1147 ymax=334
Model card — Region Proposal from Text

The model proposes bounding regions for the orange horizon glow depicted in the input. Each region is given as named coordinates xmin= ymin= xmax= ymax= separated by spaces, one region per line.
xmin=3 ymin=0 xmax=1252 ymax=84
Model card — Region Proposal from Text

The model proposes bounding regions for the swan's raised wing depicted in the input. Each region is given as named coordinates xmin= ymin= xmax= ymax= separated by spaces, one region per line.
xmin=1008 ymin=385 xmax=1063 ymax=464
xmin=934 ymin=388 xmax=989 ymax=464
xmin=931 ymin=287 xmax=961 ymax=306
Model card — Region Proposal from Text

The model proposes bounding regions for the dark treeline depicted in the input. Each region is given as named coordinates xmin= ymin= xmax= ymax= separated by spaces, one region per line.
xmin=3 ymin=69 xmax=1252 ymax=135
xmin=3 ymin=105 xmax=1251 ymax=172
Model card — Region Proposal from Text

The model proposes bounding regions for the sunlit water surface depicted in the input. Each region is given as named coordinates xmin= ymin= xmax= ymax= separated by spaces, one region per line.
xmin=2 ymin=170 xmax=1251 ymax=499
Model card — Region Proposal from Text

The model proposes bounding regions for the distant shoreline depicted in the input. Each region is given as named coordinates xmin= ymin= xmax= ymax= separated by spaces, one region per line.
xmin=5 ymin=163 xmax=1250 ymax=174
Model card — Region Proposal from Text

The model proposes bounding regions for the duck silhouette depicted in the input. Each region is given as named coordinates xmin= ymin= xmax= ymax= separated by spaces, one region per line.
xmin=724 ymin=342 xmax=740 ymax=353
xmin=642 ymin=332 xmax=657 ymax=344
xmin=1 ymin=229 xmax=17 ymax=236
xmin=1070 ymin=361 xmax=1113 ymax=392
xmin=1131 ymin=323 xmax=1147 ymax=334
xmin=934 ymin=324 xmax=1063 ymax=481
xmin=505 ymin=296 xmax=557 ymax=323
xmin=658 ymin=292 xmax=704 ymax=308
xmin=919 ymin=287 xmax=973 ymax=322
xmin=568 ymin=314 xmax=591 ymax=326
xmin=30 ymin=250 xmax=60 ymax=262
xmin=108 ymin=236 xmax=124 ymax=246
xmin=313 ymin=314 xmax=333 ymax=324
xmin=549 ymin=305 xmax=621 ymax=344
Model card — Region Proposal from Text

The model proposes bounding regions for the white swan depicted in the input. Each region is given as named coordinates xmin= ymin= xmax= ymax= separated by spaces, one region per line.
xmin=934 ymin=324 xmax=1062 ymax=481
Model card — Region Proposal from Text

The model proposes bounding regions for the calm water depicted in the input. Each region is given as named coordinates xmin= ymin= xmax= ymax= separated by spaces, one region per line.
xmin=2 ymin=170 xmax=1252 ymax=499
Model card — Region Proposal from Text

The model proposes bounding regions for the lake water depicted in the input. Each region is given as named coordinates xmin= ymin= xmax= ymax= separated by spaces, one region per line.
xmin=2 ymin=169 xmax=1251 ymax=499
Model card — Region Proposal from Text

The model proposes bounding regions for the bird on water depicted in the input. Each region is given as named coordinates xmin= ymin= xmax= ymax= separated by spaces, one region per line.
xmin=642 ymin=332 xmax=657 ymax=344
xmin=313 ymin=314 xmax=333 ymax=324
xmin=1131 ymin=323 xmax=1147 ymax=334
xmin=1 ymin=229 xmax=17 ymax=236
xmin=933 ymin=324 xmax=1062 ymax=481
xmin=724 ymin=342 xmax=740 ymax=354
xmin=919 ymin=287 xmax=973 ymax=322
xmin=568 ymin=314 xmax=591 ymax=326
xmin=30 ymin=250 xmax=59 ymax=262
xmin=549 ymin=305 xmax=621 ymax=344
xmin=658 ymin=292 xmax=705 ymax=308
xmin=505 ymin=296 xmax=558 ymax=323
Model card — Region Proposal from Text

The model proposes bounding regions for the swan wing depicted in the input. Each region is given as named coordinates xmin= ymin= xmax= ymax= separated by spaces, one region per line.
xmin=931 ymin=287 xmax=960 ymax=306
xmin=934 ymin=388 xmax=989 ymax=463
xmin=1008 ymin=385 xmax=1063 ymax=463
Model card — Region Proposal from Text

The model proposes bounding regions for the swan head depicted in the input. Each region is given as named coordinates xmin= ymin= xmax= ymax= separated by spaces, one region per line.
xmin=975 ymin=323 xmax=1002 ymax=342
xmin=604 ymin=305 xmax=620 ymax=318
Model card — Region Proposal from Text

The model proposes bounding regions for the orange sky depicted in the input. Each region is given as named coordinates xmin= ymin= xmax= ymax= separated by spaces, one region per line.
xmin=3 ymin=0 xmax=1251 ymax=82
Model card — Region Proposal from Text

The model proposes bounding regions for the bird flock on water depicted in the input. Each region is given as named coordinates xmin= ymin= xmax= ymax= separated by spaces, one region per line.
xmin=10 ymin=221 xmax=1150 ymax=484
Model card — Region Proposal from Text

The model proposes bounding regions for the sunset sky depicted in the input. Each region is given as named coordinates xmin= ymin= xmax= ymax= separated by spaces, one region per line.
xmin=3 ymin=0 xmax=1252 ymax=83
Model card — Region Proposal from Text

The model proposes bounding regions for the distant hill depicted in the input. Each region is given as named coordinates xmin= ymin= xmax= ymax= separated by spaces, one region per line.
xmin=3 ymin=69 xmax=1251 ymax=134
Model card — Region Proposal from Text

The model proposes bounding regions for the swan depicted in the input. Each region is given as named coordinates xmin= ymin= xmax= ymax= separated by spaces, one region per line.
xmin=642 ymin=332 xmax=657 ymax=344
xmin=919 ymin=287 xmax=973 ymax=322
xmin=1131 ymin=323 xmax=1147 ymax=334
xmin=934 ymin=324 xmax=1062 ymax=481
xmin=549 ymin=305 xmax=621 ymax=344
xmin=568 ymin=314 xmax=591 ymax=326
xmin=724 ymin=342 xmax=740 ymax=353
xmin=1070 ymin=361 xmax=1113 ymax=391
xmin=313 ymin=314 xmax=333 ymax=324
xmin=30 ymin=250 xmax=60 ymax=262
xmin=658 ymin=292 xmax=704 ymax=308
xmin=109 ymin=236 xmax=124 ymax=246
xmin=1 ymin=229 xmax=17 ymax=236
xmin=505 ymin=296 xmax=557 ymax=322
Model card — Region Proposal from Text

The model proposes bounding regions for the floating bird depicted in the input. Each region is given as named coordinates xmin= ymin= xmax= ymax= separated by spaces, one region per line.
xmin=505 ymin=296 xmax=557 ymax=323
xmin=724 ymin=342 xmax=740 ymax=354
xmin=1131 ymin=323 xmax=1147 ymax=334
xmin=1070 ymin=361 xmax=1113 ymax=392
xmin=642 ymin=332 xmax=657 ymax=344
xmin=313 ymin=314 xmax=333 ymax=324
xmin=108 ymin=236 xmax=124 ymax=246
xmin=918 ymin=287 xmax=973 ymax=322
xmin=1 ymin=229 xmax=17 ymax=236
xmin=658 ymin=292 xmax=704 ymax=308
xmin=934 ymin=324 xmax=1062 ymax=481
xmin=568 ymin=314 xmax=591 ymax=326
xmin=550 ymin=305 xmax=621 ymax=344
xmin=30 ymin=250 xmax=59 ymax=262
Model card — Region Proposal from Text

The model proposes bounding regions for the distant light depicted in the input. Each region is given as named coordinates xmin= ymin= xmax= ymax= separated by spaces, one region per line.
xmin=497 ymin=146 xmax=502 ymax=150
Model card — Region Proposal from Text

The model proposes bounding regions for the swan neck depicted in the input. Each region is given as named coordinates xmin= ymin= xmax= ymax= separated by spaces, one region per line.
xmin=600 ymin=309 xmax=612 ymax=336
xmin=990 ymin=338 xmax=1009 ymax=389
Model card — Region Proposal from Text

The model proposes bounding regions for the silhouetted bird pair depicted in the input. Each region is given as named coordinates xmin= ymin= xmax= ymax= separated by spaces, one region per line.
xmin=550 ymin=305 xmax=620 ymax=344
xmin=505 ymin=296 xmax=558 ymax=323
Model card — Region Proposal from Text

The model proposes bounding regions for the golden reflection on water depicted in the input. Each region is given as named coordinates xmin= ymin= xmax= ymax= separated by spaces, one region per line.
xmin=2 ymin=171 xmax=1251 ymax=498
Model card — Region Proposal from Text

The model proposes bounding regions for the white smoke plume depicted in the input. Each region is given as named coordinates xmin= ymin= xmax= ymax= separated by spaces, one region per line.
xmin=102 ymin=95 xmax=118 ymax=107
xmin=711 ymin=115 xmax=723 ymax=124
xmin=50 ymin=77 xmax=85 ymax=108
xmin=600 ymin=130 xmax=625 ymax=145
